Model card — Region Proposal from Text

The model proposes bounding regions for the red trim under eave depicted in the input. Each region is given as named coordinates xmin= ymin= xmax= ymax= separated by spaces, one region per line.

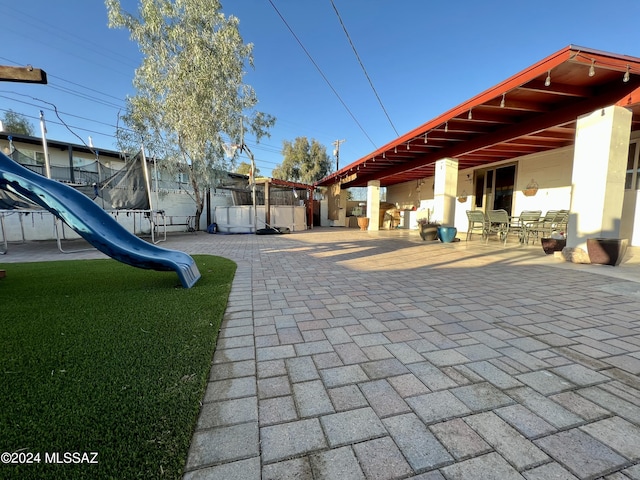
xmin=315 ymin=46 xmax=575 ymax=186
xmin=315 ymin=45 xmax=640 ymax=187
xmin=617 ymin=86 xmax=640 ymax=108
xmin=384 ymin=47 xmax=576 ymax=150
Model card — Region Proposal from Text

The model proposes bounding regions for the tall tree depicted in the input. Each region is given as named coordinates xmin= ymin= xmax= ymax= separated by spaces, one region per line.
xmin=272 ymin=137 xmax=331 ymax=184
xmin=105 ymin=0 xmax=275 ymax=229
xmin=1 ymin=110 xmax=35 ymax=136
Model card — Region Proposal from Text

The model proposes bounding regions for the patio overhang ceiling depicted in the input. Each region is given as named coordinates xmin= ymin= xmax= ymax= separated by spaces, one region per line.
xmin=315 ymin=45 xmax=640 ymax=188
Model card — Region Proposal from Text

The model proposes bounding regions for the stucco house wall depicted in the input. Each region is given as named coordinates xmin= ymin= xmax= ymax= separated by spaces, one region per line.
xmin=514 ymin=147 xmax=573 ymax=214
xmin=386 ymin=145 xmax=578 ymax=236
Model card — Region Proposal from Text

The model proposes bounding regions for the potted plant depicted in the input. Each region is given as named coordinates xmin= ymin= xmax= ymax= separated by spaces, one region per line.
xmin=417 ymin=209 xmax=440 ymax=241
xmin=437 ymin=225 xmax=458 ymax=243
xmin=586 ymin=237 xmax=628 ymax=266
xmin=541 ymin=231 xmax=566 ymax=254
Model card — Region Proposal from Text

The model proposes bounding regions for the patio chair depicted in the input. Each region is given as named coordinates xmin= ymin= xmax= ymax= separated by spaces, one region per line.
xmin=525 ymin=210 xmax=567 ymax=243
xmin=513 ymin=210 xmax=542 ymax=244
xmin=554 ymin=210 xmax=569 ymax=234
xmin=485 ymin=209 xmax=510 ymax=245
xmin=465 ymin=210 xmax=487 ymax=241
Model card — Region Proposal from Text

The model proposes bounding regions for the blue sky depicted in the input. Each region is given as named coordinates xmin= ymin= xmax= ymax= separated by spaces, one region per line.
xmin=2 ymin=0 xmax=640 ymax=177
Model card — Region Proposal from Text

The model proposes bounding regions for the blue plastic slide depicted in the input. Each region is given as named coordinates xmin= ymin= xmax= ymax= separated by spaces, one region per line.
xmin=0 ymin=151 xmax=200 ymax=288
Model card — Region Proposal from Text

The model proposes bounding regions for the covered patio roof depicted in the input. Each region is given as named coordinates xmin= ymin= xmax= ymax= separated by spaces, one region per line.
xmin=315 ymin=45 xmax=640 ymax=188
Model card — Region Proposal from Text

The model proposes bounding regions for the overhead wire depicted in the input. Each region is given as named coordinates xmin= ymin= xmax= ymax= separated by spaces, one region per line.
xmin=0 ymin=55 xmax=128 ymax=111
xmin=2 ymin=7 xmax=326 ymax=168
xmin=3 ymin=7 xmax=139 ymax=71
xmin=0 ymin=96 xmax=118 ymax=140
xmin=266 ymin=0 xmax=377 ymax=150
xmin=48 ymin=76 xmax=129 ymax=107
xmin=1 ymin=11 xmax=313 ymax=174
xmin=0 ymin=97 xmax=280 ymax=174
xmin=329 ymin=0 xmax=399 ymax=137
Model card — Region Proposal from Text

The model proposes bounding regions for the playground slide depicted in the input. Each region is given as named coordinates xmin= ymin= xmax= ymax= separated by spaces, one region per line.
xmin=0 ymin=152 xmax=201 ymax=288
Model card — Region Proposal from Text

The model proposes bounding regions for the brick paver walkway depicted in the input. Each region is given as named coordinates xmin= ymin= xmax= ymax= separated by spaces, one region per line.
xmin=3 ymin=228 xmax=640 ymax=479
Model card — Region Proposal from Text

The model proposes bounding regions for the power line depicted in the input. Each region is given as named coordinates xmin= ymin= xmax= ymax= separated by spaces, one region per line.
xmin=0 ymin=93 xmax=125 ymax=132
xmin=329 ymin=0 xmax=399 ymax=137
xmin=1 ymin=90 xmax=290 ymax=161
xmin=48 ymin=75 xmax=129 ymax=106
xmin=266 ymin=0 xmax=377 ymax=149
xmin=0 ymin=106 xmax=116 ymax=140
xmin=2 ymin=7 xmax=139 ymax=71
xmin=0 ymin=32 xmax=288 ymax=168
xmin=0 ymin=55 xmax=128 ymax=111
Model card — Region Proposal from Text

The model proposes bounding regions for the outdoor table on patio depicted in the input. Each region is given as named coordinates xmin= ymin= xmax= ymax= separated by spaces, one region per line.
xmin=505 ymin=210 xmax=542 ymax=244
xmin=485 ymin=210 xmax=542 ymax=245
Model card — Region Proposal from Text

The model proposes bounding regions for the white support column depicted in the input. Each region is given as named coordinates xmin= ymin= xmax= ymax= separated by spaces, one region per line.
xmin=338 ymin=188 xmax=348 ymax=227
xmin=568 ymin=105 xmax=632 ymax=250
xmin=433 ymin=158 xmax=459 ymax=226
xmin=366 ymin=180 xmax=381 ymax=230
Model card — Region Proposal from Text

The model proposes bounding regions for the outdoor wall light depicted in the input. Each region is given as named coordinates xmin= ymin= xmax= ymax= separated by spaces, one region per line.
xmin=624 ymin=65 xmax=630 ymax=83
xmin=500 ymin=93 xmax=506 ymax=108
xmin=545 ymin=70 xmax=551 ymax=87
xmin=589 ymin=59 xmax=596 ymax=77
xmin=468 ymin=108 xmax=473 ymax=120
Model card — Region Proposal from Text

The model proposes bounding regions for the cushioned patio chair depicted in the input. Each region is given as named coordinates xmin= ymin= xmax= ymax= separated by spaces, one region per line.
xmin=465 ymin=210 xmax=488 ymax=241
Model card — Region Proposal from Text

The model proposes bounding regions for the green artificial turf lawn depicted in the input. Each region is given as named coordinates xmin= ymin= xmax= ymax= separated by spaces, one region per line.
xmin=0 ymin=255 xmax=236 ymax=480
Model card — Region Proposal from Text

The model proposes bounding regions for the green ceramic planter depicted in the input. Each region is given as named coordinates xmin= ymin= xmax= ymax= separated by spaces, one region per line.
xmin=437 ymin=226 xmax=458 ymax=243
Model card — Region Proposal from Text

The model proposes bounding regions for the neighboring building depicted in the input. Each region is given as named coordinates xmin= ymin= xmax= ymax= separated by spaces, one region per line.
xmin=0 ymin=133 xmax=309 ymax=242
xmin=316 ymin=45 xmax=640 ymax=250
xmin=0 ymin=132 xmax=235 ymax=241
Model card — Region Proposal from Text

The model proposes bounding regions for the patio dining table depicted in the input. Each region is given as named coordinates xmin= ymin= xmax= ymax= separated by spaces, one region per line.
xmin=485 ymin=210 xmax=542 ymax=245
xmin=509 ymin=211 xmax=542 ymax=244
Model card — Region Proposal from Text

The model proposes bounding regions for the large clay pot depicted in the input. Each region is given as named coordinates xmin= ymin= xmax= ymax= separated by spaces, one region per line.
xmin=420 ymin=225 xmax=439 ymax=241
xmin=587 ymin=238 xmax=628 ymax=266
xmin=357 ymin=217 xmax=370 ymax=231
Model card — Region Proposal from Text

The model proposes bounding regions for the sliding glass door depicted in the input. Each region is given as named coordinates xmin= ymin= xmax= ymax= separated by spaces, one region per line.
xmin=474 ymin=164 xmax=516 ymax=216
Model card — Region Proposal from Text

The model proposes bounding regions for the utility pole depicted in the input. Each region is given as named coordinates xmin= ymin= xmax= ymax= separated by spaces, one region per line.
xmin=332 ymin=139 xmax=346 ymax=171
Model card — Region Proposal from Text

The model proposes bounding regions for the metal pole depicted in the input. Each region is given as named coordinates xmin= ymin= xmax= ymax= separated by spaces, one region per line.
xmin=140 ymin=144 xmax=154 ymax=212
xmin=40 ymin=109 xmax=65 ymax=249
xmin=245 ymin=145 xmax=257 ymax=233
xmin=96 ymin=149 xmax=105 ymax=209
xmin=39 ymin=110 xmax=51 ymax=179
xmin=239 ymin=117 xmax=258 ymax=233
